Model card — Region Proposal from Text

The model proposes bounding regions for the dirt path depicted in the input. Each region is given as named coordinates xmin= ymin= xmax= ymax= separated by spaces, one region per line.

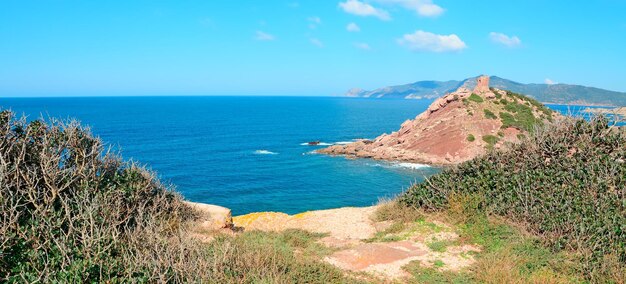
xmin=232 ymin=206 xmax=480 ymax=280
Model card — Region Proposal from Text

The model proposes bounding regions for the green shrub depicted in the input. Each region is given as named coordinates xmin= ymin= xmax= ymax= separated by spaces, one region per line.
xmin=467 ymin=134 xmax=475 ymax=142
xmin=400 ymin=117 xmax=626 ymax=281
xmin=482 ymin=135 xmax=499 ymax=146
xmin=468 ymin=93 xmax=484 ymax=103
xmin=506 ymin=91 xmax=553 ymax=116
xmin=0 ymin=111 xmax=362 ymax=283
xmin=0 ymin=110 xmax=196 ymax=282
xmin=483 ymin=109 xmax=497 ymax=119
xmin=490 ymin=88 xmax=503 ymax=99
xmin=499 ymin=108 xmax=542 ymax=132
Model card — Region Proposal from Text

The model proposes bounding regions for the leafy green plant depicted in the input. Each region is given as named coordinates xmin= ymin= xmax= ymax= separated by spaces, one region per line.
xmin=466 ymin=134 xmax=475 ymax=142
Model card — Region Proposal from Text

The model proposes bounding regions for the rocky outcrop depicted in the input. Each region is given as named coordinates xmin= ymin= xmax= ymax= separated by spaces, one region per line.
xmin=320 ymin=76 xmax=557 ymax=165
xmin=185 ymin=201 xmax=233 ymax=230
xmin=584 ymin=106 xmax=626 ymax=116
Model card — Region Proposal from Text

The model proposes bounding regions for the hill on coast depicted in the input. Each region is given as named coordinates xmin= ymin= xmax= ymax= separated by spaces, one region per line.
xmin=346 ymin=75 xmax=626 ymax=106
xmin=322 ymin=76 xmax=558 ymax=165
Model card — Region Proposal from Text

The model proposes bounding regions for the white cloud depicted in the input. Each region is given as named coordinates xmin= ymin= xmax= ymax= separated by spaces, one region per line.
xmin=346 ymin=22 xmax=361 ymax=32
xmin=354 ymin=42 xmax=371 ymax=50
xmin=308 ymin=16 xmax=321 ymax=29
xmin=255 ymin=31 xmax=275 ymax=41
xmin=398 ymin=30 xmax=466 ymax=52
xmin=373 ymin=0 xmax=444 ymax=17
xmin=339 ymin=0 xmax=391 ymax=20
xmin=544 ymin=78 xmax=556 ymax=85
xmin=489 ymin=32 xmax=521 ymax=47
xmin=308 ymin=16 xmax=321 ymax=24
xmin=310 ymin=38 xmax=324 ymax=47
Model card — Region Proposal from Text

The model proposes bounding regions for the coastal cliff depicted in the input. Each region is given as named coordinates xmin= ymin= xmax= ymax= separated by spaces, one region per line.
xmin=319 ymin=76 xmax=557 ymax=165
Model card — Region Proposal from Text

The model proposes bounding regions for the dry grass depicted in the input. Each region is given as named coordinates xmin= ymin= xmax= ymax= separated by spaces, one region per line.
xmin=372 ymin=200 xmax=587 ymax=283
xmin=373 ymin=198 xmax=423 ymax=223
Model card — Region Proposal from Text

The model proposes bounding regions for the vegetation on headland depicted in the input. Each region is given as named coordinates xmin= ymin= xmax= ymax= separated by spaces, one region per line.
xmin=400 ymin=116 xmax=625 ymax=282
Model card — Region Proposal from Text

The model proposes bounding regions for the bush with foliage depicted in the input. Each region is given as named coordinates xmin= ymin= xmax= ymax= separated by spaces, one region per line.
xmin=400 ymin=116 xmax=625 ymax=280
xmin=0 ymin=110 xmax=196 ymax=281
xmin=0 ymin=110 xmax=362 ymax=283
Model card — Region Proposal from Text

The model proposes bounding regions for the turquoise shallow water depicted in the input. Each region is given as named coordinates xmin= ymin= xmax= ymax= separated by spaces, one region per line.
xmin=0 ymin=97 xmax=608 ymax=214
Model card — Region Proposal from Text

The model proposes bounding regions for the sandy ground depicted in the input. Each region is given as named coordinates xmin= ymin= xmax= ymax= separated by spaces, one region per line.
xmin=231 ymin=206 xmax=480 ymax=280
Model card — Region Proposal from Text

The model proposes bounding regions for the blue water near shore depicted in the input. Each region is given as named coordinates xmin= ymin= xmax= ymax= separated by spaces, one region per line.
xmin=0 ymin=97 xmax=615 ymax=214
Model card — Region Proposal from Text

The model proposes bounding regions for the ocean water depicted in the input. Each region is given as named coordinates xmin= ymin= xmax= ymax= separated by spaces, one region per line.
xmin=0 ymin=96 xmax=439 ymax=215
xmin=1 ymin=97 xmax=614 ymax=215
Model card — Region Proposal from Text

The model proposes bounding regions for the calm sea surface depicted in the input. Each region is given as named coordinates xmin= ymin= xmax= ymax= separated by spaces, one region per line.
xmin=0 ymin=96 xmax=607 ymax=214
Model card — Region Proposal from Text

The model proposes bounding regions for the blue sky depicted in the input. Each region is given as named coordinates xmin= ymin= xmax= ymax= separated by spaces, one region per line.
xmin=1 ymin=0 xmax=625 ymax=97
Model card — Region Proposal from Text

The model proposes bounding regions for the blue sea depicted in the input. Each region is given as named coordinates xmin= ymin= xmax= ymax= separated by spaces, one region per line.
xmin=0 ymin=97 xmax=613 ymax=215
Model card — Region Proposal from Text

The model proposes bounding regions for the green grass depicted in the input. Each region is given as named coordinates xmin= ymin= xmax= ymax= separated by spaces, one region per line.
xmin=402 ymin=215 xmax=581 ymax=283
xmin=481 ymin=135 xmax=499 ymax=146
xmin=483 ymin=109 xmax=497 ymax=119
xmin=405 ymin=261 xmax=473 ymax=284
xmin=459 ymin=218 xmax=581 ymax=283
xmin=468 ymin=93 xmax=484 ymax=103
xmin=367 ymin=218 xmax=449 ymax=243
xmin=373 ymin=202 xmax=588 ymax=283
xmin=427 ymin=240 xmax=453 ymax=252
xmin=466 ymin=134 xmax=475 ymax=142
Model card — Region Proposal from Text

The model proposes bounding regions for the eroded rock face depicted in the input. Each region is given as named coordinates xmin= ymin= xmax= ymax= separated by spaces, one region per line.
xmin=318 ymin=76 xmax=553 ymax=165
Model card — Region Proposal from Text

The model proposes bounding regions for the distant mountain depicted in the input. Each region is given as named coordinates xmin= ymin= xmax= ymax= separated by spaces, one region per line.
xmin=346 ymin=76 xmax=626 ymax=106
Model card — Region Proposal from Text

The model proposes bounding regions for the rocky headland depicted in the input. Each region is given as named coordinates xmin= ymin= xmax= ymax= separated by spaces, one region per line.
xmin=584 ymin=106 xmax=626 ymax=116
xmin=319 ymin=76 xmax=558 ymax=165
